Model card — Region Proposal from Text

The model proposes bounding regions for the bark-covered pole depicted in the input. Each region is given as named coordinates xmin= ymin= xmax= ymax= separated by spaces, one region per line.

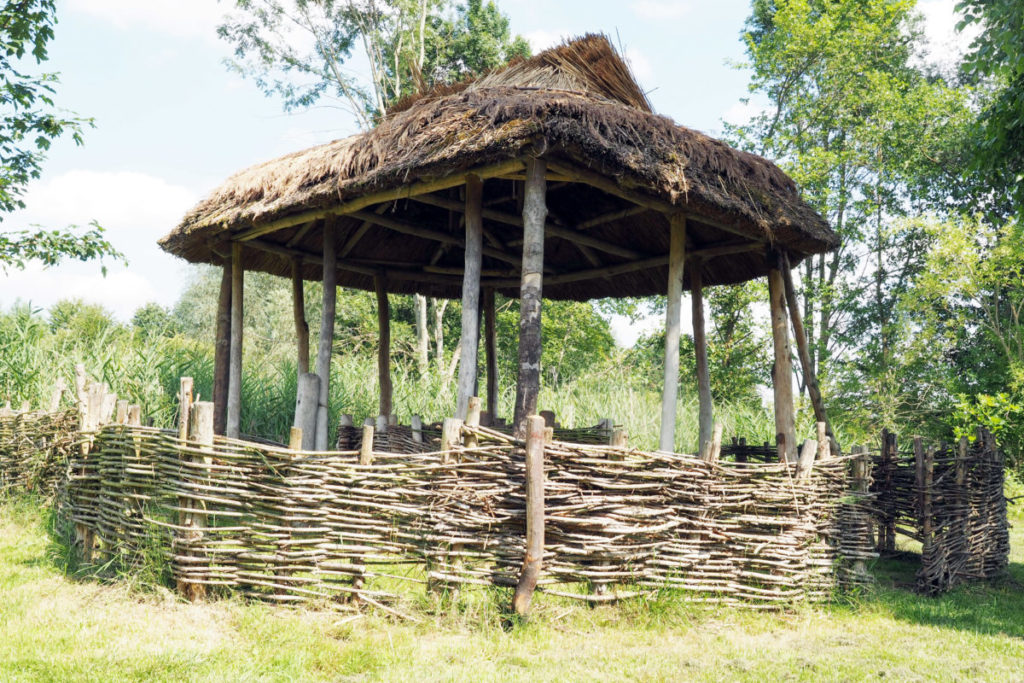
xmin=767 ymin=256 xmax=796 ymax=462
xmin=659 ymin=214 xmax=686 ymax=452
xmin=226 ymin=242 xmax=244 ymax=439
xmin=483 ymin=287 xmax=498 ymax=424
xmin=691 ymin=261 xmax=713 ymax=454
xmin=512 ymin=414 xmax=546 ymax=616
xmin=315 ymin=225 xmax=337 ymax=450
xmin=375 ymin=273 xmax=393 ymax=418
xmin=513 ymin=158 xmax=546 ymax=437
xmin=212 ymin=261 xmax=231 ymax=435
xmin=291 ymin=258 xmax=310 ymax=376
xmin=456 ymin=174 xmax=484 ymax=419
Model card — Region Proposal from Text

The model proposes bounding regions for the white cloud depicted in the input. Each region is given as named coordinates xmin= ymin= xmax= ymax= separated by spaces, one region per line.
xmin=721 ymin=99 xmax=768 ymax=128
xmin=630 ymin=0 xmax=692 ymax=20
xmin=66 ymin=0 xmax=228 ymax=41
xmin=1 ymin=170 xmax=198 ymax=320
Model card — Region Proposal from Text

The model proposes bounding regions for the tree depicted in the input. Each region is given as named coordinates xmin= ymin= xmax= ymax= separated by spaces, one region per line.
xmin=731 ymin=0 xmax=971 ymax=430
xmin=956 ymin=0 xmax=1024 ymax=216
xmin=0 ymin=2 xmax=122 ymax=270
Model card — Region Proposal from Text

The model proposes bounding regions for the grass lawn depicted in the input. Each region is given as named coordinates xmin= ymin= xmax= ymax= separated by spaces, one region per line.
xmin=1 ymin=496 xmax=1022 ymax=682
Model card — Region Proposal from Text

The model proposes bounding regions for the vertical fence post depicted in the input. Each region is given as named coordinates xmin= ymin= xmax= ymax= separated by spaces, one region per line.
xmin=465 ymin=397 xmax=482 ymax=449
xmin=178 ymin=377 xmax=193 ymax=442
xmin=411 ymin=415 xmax=423 ymax=445
xmin=360 ymin=424 xmax=374 ymax=466
xmin=178 ymin=401 xmax=213 ymax=601
xmin=441 ymin=418 xmax=463 ymax=464
xmin=512 ymin=415 xmax=546 ymax=617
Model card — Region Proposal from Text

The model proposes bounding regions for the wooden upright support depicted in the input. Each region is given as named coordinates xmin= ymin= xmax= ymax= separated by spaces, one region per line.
xmin=375 ymin=273 xmax=393 ymax=418
xmin=456 ymin=174 xmax=484 ymax=420
xmin=294 ymin=372 xmax=319 ymax=451
xmin=483 ymin=288 xmax=498 ymax=425
xmin=691 ymin=262 xmax=712 ymax=454
xmin=179 ymin=400 xmax=214 ymax=601
xmin=513 ymin=158 xmax=546 ymax=437
xmin=512 ymin=415 xmax=546 ymax=617
xmin=315 ymin=225 xmax=337 ymax=450
xmin=226 ymin=242 xmax=244 ymax=439
xmin=767 ymin=261 xmax=796 ymax=462
xmin=659 ymin=214 xmax=686 ymax=452
xmin=178 ymin=377 xmax=194 ymax=441
xmin=213 ymin=261 xmax=231 ymax=435
xmin=781 ymin=252 xmax=838 ymax=452
xmin=291 ymin=258 xmax=310 ymax=376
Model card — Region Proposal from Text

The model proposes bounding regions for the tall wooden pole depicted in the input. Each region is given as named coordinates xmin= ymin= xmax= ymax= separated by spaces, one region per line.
xmin=780 ymin=252 xmax=838 ymax=452
xmin=483 ymin=287 xmax=498 ymax=424
xmin=767 ymin=259 xmax=796 ymax=462
xmin=212 ymin=261 xmax=231 ymax=435
xmin=456 ymin=174 xmax=484 ymax=420
xmin=513 ymin=158 xmax=546 ymax=437
xmin=226 ymin=242 xmax=244 ymax=439
xmin=315 ymin=225 xmax=337 ymax=450
xmin=375 ymin=273 xmax=393 ymax=418
xmin=691 ymin=262 xmax=713 ymax=454
xmin=512 ymin=414 xmax=546 ymax=616
xmin=291 ymin=258 xmax=310 ymax=376
xmin=659 ymin=214 xmax=686 ymax=452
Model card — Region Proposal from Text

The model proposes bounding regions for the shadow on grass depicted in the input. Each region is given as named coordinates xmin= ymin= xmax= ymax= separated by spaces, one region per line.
xmin=856 ymin=551 xmax=1024 ymax=640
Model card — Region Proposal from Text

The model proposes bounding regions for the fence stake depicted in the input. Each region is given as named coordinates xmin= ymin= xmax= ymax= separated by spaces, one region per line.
xmin=411 ymin=415 xmax=423 ymax=444
xmin=360 ymin=425 xmax=374 ymax=465
xmin=465 ymin=397 xmax=481 ymax=449
xmin=178 ymin=400 xmax=213 ymax=601
xmin=178 ymin=377 xmax=193 ymax=442
xmin=513 ymin=415 xmax=546 ymax=617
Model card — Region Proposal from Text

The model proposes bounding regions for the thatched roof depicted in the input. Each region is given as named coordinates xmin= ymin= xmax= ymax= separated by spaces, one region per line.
xmin=160 ymin=35 xmax=836 ymax=300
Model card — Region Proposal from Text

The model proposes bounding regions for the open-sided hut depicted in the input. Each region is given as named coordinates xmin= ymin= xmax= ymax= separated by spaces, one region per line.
xmin=160 ymin=34 xmax=838 ymax=457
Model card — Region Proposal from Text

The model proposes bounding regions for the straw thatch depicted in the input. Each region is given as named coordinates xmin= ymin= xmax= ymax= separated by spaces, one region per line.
xmin=160 ymin=34 xmax=837 ymax=300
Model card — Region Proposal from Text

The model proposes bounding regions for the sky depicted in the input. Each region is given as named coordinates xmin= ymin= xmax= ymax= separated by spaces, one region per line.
xmin=0 ymin=0 xmax=973 ymax=345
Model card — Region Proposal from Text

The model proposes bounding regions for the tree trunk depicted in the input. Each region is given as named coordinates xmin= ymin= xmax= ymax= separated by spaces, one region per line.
xmin=226 ymin=243 xmax=244 ymax=439
xmin=513 ymin=158 xmax=546 ymax=437
xmin=659 ymin=215 xmax=686 ymax=452
xmin=315 ymin=225 xmax=337 ymax=450
xmin=375 ymin=274 xmax=392 ymax=418
xmin=213 ymin=263 xmax=231 ymax=436
xmin=456 ymin=174 xmax=483 ymax=419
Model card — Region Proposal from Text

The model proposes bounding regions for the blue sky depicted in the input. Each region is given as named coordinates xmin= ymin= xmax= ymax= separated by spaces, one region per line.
xmin=1 ymin=0 xmax=969 ymax=343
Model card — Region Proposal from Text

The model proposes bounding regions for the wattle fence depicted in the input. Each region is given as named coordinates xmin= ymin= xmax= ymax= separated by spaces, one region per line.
xmin=0 ymin=380 xmax=1009 ymax=614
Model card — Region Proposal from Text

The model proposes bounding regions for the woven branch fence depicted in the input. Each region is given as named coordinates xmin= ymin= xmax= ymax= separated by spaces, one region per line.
xmin=0 ymin=398 xmax=883 ymax=617
xmin=870 ymin=429 xmax=1009 ymax=594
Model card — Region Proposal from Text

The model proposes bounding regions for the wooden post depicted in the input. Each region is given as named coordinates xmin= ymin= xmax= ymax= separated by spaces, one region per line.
xmin=178 ymin=377 xmax=193 ymax=441
xmin=483 ymin=287 xmax=498 ymax=425
xmin=456 ymin=174 xmax=484 ymax=420
xmin=816 ymin=421 xmax=829 ymax=460
xmin=691 ymin=262 xmax=713 ymax=455
xmin=781 ymin=253 xmax=838 ymax=453
xmin=213 ymin=262 xmax=231 ymax=435
xmin=513 ymin=158 xmax=546 ymax=437
xmin=48 ymin=377 xmax=67 ymax=412
xmin=289 ymin=426 xmax=303 ymax=450
xmin=226 ymin=242 xmax=244 ymax=439
xmin=127 ymin=405 xmax=141 ymax=426
xmin=336 ymin=414 xmax=354 ymax=449
xmin=851 ymin=445 xmax=870 ymax=578
xmin=179 ymin=400 xmax=214 ymax=601
xmin=115 ymin=399 xmax=128 ymax=425
xmin=539 ymin=410 xmax=555 ymax=428
xmin=611 ymin=428 xmax=628 ymax=449
xmin=411 ymin=415 xmax=423 ymax=444
xmin=659 ymin=214 xmax=686 ymax=452
xmin=291 ymin=258 xmax=310 ymax=376
xmin=796 ymin=439 xmax=817 ymax=480
xmin=707 ymin=421 xmax=723 ymax=464
xmin=513 ymin=415 xmax=546 ymax=617
xmin=441 ymin=417 xmax=463 ymax=463
xmin=465 ymin=396 xmax=482 ymax=449
xmin=315 ymin=225 xmax=337 ymax=450
xmin=767 ymin=262 xmax=796 ymax=462
xmin=293 ymin=373 xmax=319 ymax=451
xmin=375 ymin=273 xmax=393 ymax=418
xmin=360 ymin=424 xmax=374 ymax=465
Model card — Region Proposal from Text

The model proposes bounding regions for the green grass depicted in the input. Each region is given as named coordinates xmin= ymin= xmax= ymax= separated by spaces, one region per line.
xmin=1 ymin=496 xmax=1022 ymax=682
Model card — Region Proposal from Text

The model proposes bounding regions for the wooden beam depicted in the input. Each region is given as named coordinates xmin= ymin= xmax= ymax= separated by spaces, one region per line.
xmin=339 ymin=204 xmax=389 ymax=258
xmin=291 ymin=259 xmax=310 ymax=376
xmin=226 ymin=242 xmax=244 ymax=439
xmin=375 ymin=274 xmax=392 ymax=418
xmin=315 ymin=225 xmax=337 ymax=450
xmin=659 ymin=215 xmax=686 ymax=452
xmin=413 ymin=192 xmax=646 ymax=260
xmin=576 ymin=206 xmax=648 ymax=230
xmin=483 ymin=288 xmax=498 ymax=423
xmin=513 ymin=158 xmax=546 ymax=437
xmin=212 ymin=262 xmax=231 ymax=436
xmin=456 ymin=174 xmax=484 ymax=420
xmin=512 ymin=414 xmax=546 ymax=616
xmin=767 ymin=262 xmax=796 ymax=462
xmin=545 ymin=159 xmax=765 ymax=243
xmin=692 ymin=263 xmax=713 ymax=455
xmin=231 ymin=159 xmax=526 ymax=242
xmin=349 ymin=210 xmax=521 ymax=266
xmin=780 ymin=252 xmax=838 ymax=453
xmin=285 ymin=221 xmax=314 ymax=248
